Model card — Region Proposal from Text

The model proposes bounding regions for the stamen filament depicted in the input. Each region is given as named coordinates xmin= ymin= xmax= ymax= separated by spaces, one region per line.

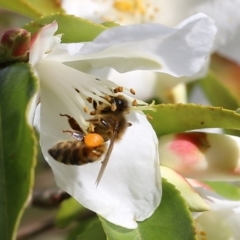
xmin=130 ymin=100 xmax=156 ymax=112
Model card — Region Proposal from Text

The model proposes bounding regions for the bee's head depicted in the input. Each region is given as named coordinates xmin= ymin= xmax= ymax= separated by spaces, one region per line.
xmin=111 ymin=96 xmax=129 ymax=112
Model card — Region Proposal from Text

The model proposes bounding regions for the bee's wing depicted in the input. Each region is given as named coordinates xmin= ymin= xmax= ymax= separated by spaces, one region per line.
xmin=95 ymin=127 xmax=118 ymax=186
xmin=71 ymin=131 xmax=85 ymax=141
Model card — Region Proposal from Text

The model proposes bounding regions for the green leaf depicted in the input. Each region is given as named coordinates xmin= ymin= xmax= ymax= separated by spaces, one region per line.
xmin=99 ymin=179 xmax=196 ymax=240
xmin=198 ymin=55 xmax=240 ymax=136
xmin=76 ymin=219 xmax=106 ymax=240
xmin=23 ymin=13 xmax=108 ymax=43
xmin=0 ymin=63 xmax=37 ymax=240
xmin=149 ymin=104 xmax=240 ymax=136
xmin=207 ymin=54 xmax=240 ymax=108
xmin=199 ymin=71 xmax=239 ymax=110
xmin=101 ymin=21 xmax=120 ymax=27
xmin=56 ymin=199 xmax=105 ymax=240
xmin=205 ymin=181 xmax=240 ymax=200
xmin=55 ymin=197 xmax=86 ymax=228
xmin=24 ymin=0 xmax=64 ymax=16
xmin=0 ymin=0 xmax=64 ymax=19
xmin=0 ymin=0 xmax=40 ymax=18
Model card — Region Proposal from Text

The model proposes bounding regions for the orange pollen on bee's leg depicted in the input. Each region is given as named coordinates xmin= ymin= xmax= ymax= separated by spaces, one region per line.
xmin=84 ymin=133 xmax=104 ymax=147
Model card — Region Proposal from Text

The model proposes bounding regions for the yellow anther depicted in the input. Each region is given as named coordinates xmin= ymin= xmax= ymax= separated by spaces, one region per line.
xmin=114 ymin=0 xmax=134 ymax=12
xmin=113 ymin=0 xmax=145 ymax=15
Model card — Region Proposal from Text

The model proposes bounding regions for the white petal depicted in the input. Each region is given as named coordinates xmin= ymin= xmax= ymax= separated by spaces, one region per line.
xmin=157 ymin=0 xmax=240 ymax=65
xmin=46 ymin=44 xmax=189 ymax=102
xmin=61 ymin=0 xmax=198 ymax=26
xmin=192 ymin=1 xmax=240 ymax=50
xmin=38 ymin=60 xmax=161 ymax=229
xmin=63 ymin=0 xmax=240 ymax=66
xmin=106 ymin=67 xmax=202 ymax=102
xmin=65 ymin=13 xmax=216 ymax=77
xmin=61 ymin=0 xmax=155 ymax=24
xmin=190 ymin=181 xmax=240 ymax=240
xmin=63 ymin=0 xmax=122 ymax=23
xmin=217 ymin=30 xmax=240 ymax=64
xmin=27 ymin=92 xmax=39 ymax=125
xmin=161 ymin=166 xmax=209 ymax=211
xmin=29 ymin=21 xmax=58 ymax=66
xmin=106 ymin=69 xmax=159 ymax=100
xmin=33 ymin=103 xmax=40 ymax=132
xmin=189 ymin=180 xmax=240 ymax=211
xmin=196 ymin=209 xmax=239 ymax=240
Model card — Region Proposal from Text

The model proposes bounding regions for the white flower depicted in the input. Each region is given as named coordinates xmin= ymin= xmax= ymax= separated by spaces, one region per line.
xmin=159 ymin=132 xmax=240 ymax=238
xmin=189 ymin=180 xmax=240 ymax=240
xmin=62 ymin=0 xmax=240 ymax=65
xmin=161 ymin=164 xmax=240 ymax=239
xmin=163 ymin=168 xmax=240 ymax=239
xmin=62 ymin=0 xmax=240 ymax=102
xmin=71 ymin=13 xmax=215 ymax=102
xmin=30 ymin=15 xmax=215 ymax=228
xmin=158 ymin=0 xmax=240 ymax=65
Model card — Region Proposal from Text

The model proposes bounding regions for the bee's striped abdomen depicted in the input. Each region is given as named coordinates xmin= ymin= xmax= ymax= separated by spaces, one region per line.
xmin=48 ymin=141 xmax=106 ymax=165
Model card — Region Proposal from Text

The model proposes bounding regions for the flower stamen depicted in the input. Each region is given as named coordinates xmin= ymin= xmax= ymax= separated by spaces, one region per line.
xmin=113 ymin=0 xmax=145 ymax=15
xmin=53 ymin=69 xmax=156 ymax=134
xmin=130 ymin=88 xmax=136 ymax=95
xmin=111 ymin=103 xmax=117 ymax=111
xmin=86 ymin=97 xmax=92 ymax=103
xmin=83 ymin=107 xmax=88 ymax=113
xmin=132 ymin=99 xmax=137 ymax=106
xmin=146 ymin=114 xmax=153 ymax=120
xmin=113 ymin=86 xmax=124 ymax=93
xmin=130 ymin=100 xmax=156 ymax=112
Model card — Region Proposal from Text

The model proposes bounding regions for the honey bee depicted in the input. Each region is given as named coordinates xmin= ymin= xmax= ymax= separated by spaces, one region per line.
xmin=48 ymin=95 xmax=130 ymax=185
xmin=48 ymin=114 xmax=106 ymax=165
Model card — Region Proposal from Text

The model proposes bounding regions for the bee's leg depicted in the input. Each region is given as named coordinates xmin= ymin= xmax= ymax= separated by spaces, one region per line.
xmin=128 ymin=122 xmax=132 ymax=127
xmin=60 ymin=114 xmax=83 ymax=132
xmin=60 ymin=113 xmax=72 ymax=118
xmin=62 ymin=130 xmax=85 ymax=141
xmin=93 ymin=100 xmax=97 ymax=110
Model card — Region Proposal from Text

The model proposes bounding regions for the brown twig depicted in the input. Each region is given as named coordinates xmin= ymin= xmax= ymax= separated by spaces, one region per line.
xmin=32 ymin=189 xmax=71 ymax=208
xmin=17 ymin=218 xmax=54 ymax=240
xmin=18 ymin=189 xmax=97 ymax=239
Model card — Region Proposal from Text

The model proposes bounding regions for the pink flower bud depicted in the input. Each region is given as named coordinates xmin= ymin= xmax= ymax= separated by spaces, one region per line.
xmin=0 ymin=28 xmax=31 ymax=64
xmin=159 ymin=132 xmax=240 ymax=181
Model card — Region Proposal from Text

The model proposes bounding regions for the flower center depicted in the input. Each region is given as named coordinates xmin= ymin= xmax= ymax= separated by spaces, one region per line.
xmin=113 ymin=0 xmax=145 ymax=15
xmin=195 ymin=220 xmax=208 ymax=240
xmin=97 ymin=0 xmax=160 ymax=24
xmin=110 ymin=0 xmax=160 ymax=23
xmin=59 ymin=74 xmax=155 ymax=134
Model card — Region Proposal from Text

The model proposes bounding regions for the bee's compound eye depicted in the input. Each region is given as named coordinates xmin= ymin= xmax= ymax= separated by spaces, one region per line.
xmin=84 ymin=133 xmax=104 ymax=147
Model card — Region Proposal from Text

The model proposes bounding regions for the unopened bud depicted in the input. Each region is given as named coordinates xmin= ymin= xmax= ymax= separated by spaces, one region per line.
xmin=0 ymin=28 xmax=31 ymax=65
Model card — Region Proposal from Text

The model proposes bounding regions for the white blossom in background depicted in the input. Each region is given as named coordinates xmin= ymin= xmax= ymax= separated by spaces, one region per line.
xmin=189 ymin=179 xmax=240 ymax=240
xmin=158 ymin=131 xmax=240 ymax=237
xmin=30 ymin=14 xmax=216 ymax=228
xmin=62 ymin=0 xmax=240 ymax=102
xmin=62 ymin=0 xmax=240 ymax=65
